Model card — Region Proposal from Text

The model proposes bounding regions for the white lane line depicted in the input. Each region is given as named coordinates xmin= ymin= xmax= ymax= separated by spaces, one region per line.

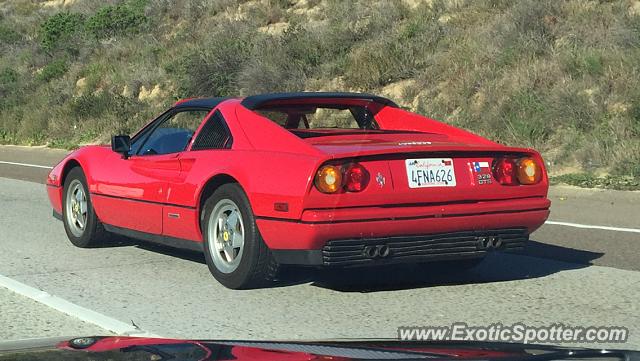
xmin=0 ymin=161 xmax=53 ymax=169
xmin=0 ymin=274 xmax=160 ymax=337
xmin=545 ymin=220 xmax=640 ymax=234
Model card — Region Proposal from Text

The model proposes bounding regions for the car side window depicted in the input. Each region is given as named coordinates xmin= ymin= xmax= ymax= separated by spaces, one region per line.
xmin=129 ymin=110 xmax=170 ymax=155
xmin=191 ymin=110 xmax=233 ymax=150
xmin=136 ymin=109 xmax=210 ymax=156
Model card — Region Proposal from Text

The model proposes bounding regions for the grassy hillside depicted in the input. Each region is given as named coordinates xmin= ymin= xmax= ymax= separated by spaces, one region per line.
xmin=1 ymin=0 xmax=639 ymax=177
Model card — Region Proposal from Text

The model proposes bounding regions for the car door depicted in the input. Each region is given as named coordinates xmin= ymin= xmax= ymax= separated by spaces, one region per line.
xmin=162 ymin=109 xmax=234 ymax=242
xmin=91 ymin=108 xmax=211 ymax=235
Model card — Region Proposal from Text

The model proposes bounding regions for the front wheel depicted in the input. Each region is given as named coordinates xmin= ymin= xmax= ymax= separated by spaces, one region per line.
xmin=62 ymin=167 xmax=108 ymax=248
xmin=202 ymin=183 xmax=278 ymax=289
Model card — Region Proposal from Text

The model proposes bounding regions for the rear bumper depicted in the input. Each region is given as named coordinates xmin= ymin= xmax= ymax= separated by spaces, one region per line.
xmin=272 ymin=228 xmax=528 ymax=266
xmin=259 ymin=197 xmax=550 ymax=266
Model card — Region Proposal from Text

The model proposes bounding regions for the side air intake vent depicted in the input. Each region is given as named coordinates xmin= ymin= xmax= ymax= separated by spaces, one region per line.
xmin=191 ymin=110 xmax=232 ymax=150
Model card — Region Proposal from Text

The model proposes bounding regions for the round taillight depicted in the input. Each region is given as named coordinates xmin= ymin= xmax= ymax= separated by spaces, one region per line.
xmin=314 ymin=165 xmax=343 ymax=193
xmin=343 ymin=163 xmax=369 ymax=192
xmin=517 ymin=157 xmax=542 ymax=185
xmin=492 ymin=158 xmax=517 ymax=185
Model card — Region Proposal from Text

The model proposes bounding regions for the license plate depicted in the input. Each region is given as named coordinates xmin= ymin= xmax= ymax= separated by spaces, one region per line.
xmin=406 ymin=158 xmax=456 ymax=188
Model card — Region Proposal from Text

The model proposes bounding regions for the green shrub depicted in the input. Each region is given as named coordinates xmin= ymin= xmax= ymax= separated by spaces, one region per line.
xmin=237 ymin=38 xmax=307 ymax=94
xmin=85 ymin=2 xmax=147 ymax=39
xmin=65 ymin=92 xmax=148 ymax=141
xmin=344 ymin=14 xmax=441 ymax=89
xmin=237 ymin=25 xmax=338 ymax=93
xmin=498 ymin=89 xmax=550 ymax=147
xmin=629 ymin=100 xmax=640 ymax=138
xmin=245 ymin=0 xmax=286 ymax=26
xmin=17 ymin=111 xmax=49 ymax=145
xmin=345 ymin=40 xmax=412 ymax=88
xmin=280 ymin=26 xmax=323 ymax=70
xmin=0 ymin=68 xmax=18 ymax=85
xmin=0 ymin=68 xmax=20 ymax=107
xmin=37 ymin=58 xmax=69 ymax=82
xmin=39 ymin=12 xmax=85 ymax=51
xmin=0 ymin=24 xmax=21 ymax=44
xmin=509 ymin=0 xmax=560 ymax=48
xmin=70 ymin=93 xmax=141 ymax=120
xmin=167 ymin=21 xmax=254 ymax=97
xmin=551 ymin=173 xmax=640 ymax=191
xmin=563 ymin=50 xmax=604 ymax=77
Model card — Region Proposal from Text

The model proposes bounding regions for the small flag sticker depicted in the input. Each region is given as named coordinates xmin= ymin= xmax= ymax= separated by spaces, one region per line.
xmin=473 ymin=161 xmax=489 ymax=172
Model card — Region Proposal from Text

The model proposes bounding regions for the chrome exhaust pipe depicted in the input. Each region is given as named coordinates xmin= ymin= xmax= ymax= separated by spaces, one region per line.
xmin=363 ymin=245 xmax=379 ymax=258
xmin=363 ymin=245 xmax=390 ymax=258
xmin=477 ymin=236 xmax=503 ymax=250
xmin=377 ymin=245 xmax=390 ymax=258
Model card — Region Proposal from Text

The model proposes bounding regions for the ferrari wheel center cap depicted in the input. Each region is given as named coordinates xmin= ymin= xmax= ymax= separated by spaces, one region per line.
xmin=223 ymin=231 xmax=229 ymax=241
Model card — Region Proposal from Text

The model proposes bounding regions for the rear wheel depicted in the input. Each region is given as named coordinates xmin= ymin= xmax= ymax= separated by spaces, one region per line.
xmin=62 ymin=167 xmax=108 ymax=248
xmin=202 ymin=183 xmax=278 ymax=289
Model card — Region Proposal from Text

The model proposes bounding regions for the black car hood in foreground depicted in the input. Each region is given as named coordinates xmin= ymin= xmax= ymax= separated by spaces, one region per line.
xmin=0 ymin=337 xmax=638 ymax=361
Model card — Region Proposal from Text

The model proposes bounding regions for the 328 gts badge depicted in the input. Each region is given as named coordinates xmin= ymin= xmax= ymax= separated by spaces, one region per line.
xmin=477 ymin=173 xmax=492 ymax=185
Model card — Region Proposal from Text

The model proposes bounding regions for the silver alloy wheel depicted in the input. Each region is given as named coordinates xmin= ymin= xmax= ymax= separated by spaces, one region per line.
xmin=207 ymin=199 xmax=245 ymax=273
xmin=65 ymin=179 xmax=88 ymax=237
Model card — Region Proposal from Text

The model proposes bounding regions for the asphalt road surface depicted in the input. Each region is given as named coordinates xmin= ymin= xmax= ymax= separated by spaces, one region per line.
xmin=1 ymin=145 xmax=639 ymax=349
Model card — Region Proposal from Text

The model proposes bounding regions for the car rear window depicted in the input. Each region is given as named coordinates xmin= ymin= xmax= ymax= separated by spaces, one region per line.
xmin=255 ymin=105 xmax=379 ymax=131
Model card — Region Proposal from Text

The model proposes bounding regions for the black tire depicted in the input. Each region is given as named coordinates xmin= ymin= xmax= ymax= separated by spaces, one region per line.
xmin=62 ymin=167 xmax=108 ymax=248
xmin=202 ymin=183 xmax=279 ymax=289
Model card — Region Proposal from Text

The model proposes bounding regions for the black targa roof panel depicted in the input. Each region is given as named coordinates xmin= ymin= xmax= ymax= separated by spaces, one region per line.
xmin=240 ymin=92 xmax=399 ymax=110
xmin=174 ymin=97 xmax=231 ymax=109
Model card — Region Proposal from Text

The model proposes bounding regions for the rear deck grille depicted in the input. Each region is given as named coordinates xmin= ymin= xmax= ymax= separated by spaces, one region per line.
xmin=322 ymin=228 xmax=528 ymax=266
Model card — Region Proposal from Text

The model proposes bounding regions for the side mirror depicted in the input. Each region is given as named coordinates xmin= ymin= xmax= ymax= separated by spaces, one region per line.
xmin=111 ymin=135 xmax=131 ymax=159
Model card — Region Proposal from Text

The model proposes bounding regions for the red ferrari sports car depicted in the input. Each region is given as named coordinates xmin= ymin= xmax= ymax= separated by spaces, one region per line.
xmin=46 ymin=92 xmax=550 ymax=289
